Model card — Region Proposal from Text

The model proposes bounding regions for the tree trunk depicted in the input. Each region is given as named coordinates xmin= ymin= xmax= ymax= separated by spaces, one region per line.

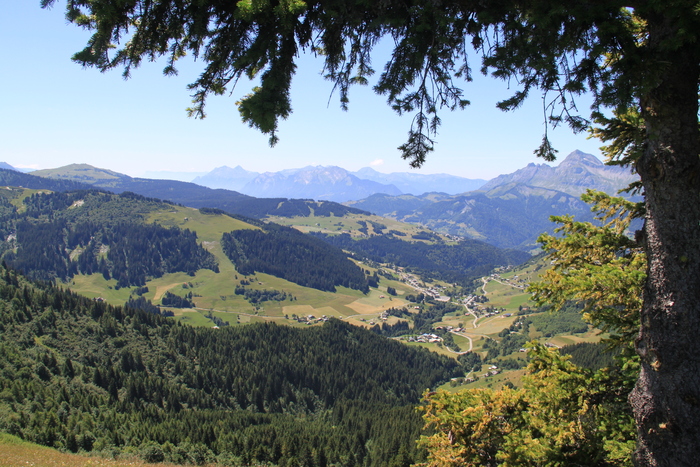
xmin=630 ymin=10 xmax=700 ymax=466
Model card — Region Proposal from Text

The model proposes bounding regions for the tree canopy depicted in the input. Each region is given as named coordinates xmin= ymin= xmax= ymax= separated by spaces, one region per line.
xmin=43 ymin=0 xmax=700 ymax=464
xmin=41 ymin=0 xmax=641 ymax=163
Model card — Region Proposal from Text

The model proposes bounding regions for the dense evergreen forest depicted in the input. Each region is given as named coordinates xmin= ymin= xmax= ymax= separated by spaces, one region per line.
xmin=560 ymin=342 xmax=622 ymax=371
xmin=222 ymin=224 xmax=370 ymax=293
xmin=310 ymin=232 xmax=530 ymax=283
xmin=0 ymin=266 xmax=460 ymax=466
xmin=1 ymin=190 xmax=218 ymax=286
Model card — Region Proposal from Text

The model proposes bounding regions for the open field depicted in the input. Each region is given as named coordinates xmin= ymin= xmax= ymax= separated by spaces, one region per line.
xmin=146 ymin=206 xmax=259 ymax=242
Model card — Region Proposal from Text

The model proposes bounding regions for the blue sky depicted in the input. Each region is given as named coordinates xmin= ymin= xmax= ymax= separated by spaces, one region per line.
xmin=1 ymin=2 xmax=605 ymax=180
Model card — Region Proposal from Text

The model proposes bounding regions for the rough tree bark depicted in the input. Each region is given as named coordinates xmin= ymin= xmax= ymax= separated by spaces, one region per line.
xmin=630 ymin=10 xmax=700 ymax=466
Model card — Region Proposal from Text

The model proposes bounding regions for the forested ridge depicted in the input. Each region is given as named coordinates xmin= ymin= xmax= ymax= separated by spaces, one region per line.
xmin=105 ymin=178 xmax=370 ymax=219
xmin=1 ymin=190 xmax=218 ymax=287
xmin=0 ymin=266 xmax=460 ymax=465
xmin=222 ymin=224 xmax=370 ymax=293
xmin=310 ymin=232 xmax=530 ymax=283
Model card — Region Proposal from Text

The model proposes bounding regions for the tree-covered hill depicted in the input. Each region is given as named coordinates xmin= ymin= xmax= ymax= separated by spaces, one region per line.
xmin=311 ymin=231 xmax=530 ymax=283
xmin=0 ymin=267 xmax=460 ymax=466
xmin=1 ymin=190 xmax=218 ymax=287
xmin=222 ymin=222 xmax=371 ymax=293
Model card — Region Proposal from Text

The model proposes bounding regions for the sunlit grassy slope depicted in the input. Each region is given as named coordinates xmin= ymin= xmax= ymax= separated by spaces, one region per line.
xmin=0 ymin=433 xmax=180 ymax=467
xmin=67 ymin=205 xmax=410 ymax=328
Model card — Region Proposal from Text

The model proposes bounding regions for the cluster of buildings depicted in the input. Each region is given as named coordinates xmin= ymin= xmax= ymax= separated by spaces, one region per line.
xmin=488 ymin=272 xmax=529 ymax=290
xmin=404 ymin=333 xmax=443 ymax=343
xmin=434 ymin=325 xmax=465 ymax=333
xmin=400 ymin=273 xmax=451 ymax=301
xmin=290 ymin=314 xmax=330 ymax=325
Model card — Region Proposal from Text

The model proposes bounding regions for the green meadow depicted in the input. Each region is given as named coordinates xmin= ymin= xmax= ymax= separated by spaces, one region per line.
xmin=67 ymin=205 xmax=412 ymax=329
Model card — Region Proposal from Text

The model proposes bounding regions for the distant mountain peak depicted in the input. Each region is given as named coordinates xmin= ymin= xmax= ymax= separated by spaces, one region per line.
xmin=242 ymin=165 xmax=402 ymax=202
xmin=192 ymin=165 xmax=260 ymax=191
xmin=559 ymin=149 xmax=604 ymax=167
xmin=479 ymin=150 xmax=636 ymax=197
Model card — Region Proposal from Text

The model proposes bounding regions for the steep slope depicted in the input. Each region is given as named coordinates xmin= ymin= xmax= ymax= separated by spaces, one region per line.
xmin=403 ymin=185 xmax=595 ymax=250
xmin=346 ymin=151 xmax=638 ymax=251
xmin=479 ymin=150 xmax=637 ymax=197
xmin=0 ymin=268 xmax=459 ymax=466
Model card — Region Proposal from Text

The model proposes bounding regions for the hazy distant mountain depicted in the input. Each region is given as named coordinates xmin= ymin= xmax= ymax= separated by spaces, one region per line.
xmin=353 ymin=167 xmax=486 ymax=195
xmin=347 ymin=150 xmax=639 ymax=251
xmin=30 ymin=164 xmax=367 ymax=219
xmin=241 ymin=166 xmax=402 ymax=202
xmin=192 ymin=165 xmax=260 ymax=191
xmin=190 ymin=164 xmax=483 ymax=200
xmin=143 ymin=170 xmax=208 ymax=182
xmin=347 ymin=192 xmax=453 ymax=218
xmin=402 ymin=186 xmax=597 ymax=250
xmin=479 ymin=150 xmax=637 ymax=197
xmin=0 ymin=162 xmax=34 ymax=173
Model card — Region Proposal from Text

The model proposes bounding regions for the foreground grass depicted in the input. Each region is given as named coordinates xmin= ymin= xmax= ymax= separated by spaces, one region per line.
xmin=0 ymin=433 xmax=183 ymax=467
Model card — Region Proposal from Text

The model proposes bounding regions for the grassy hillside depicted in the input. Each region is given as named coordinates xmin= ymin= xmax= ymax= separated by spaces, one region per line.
xmin=31 ymin=163 xmax=127 ymax=188
xmin=2 ymin=188 xmax=410 ymax=328
xmin=0 ymin=433 xmax=177 ymax=467
xmin=107 ymin=204 xmax=407 ymax=324
xmin=267 ymin=212 xmax=448 ymax=241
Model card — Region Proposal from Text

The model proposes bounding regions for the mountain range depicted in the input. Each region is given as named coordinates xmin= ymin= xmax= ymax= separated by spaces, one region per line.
xmin=346 ymin=150 xmax=639 ymax=251
xmin=17 ymin=149 xmax=637 ymax=251
xmin=478 ymin=150 xmax=635 ymax=197
xmin=192 ymin=164 xmax=485 ymax=201
xmin=29 ymin=164 xmax=366 ymax=219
